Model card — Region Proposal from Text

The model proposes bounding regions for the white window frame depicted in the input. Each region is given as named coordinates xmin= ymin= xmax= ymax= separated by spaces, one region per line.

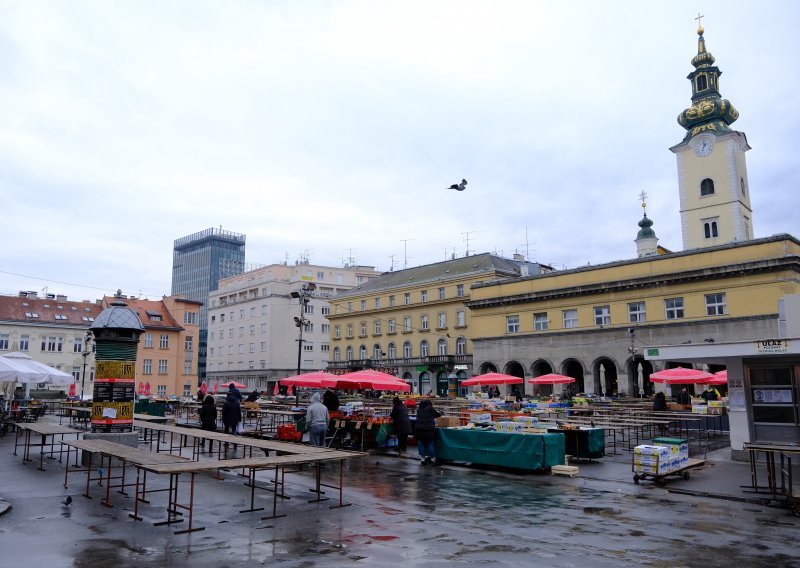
xmin=507 ymin=315 xmax=520 ymax=333
xmin=665 ymin=298 xmax=684 ymax=320
xmin=705 ymin=293 xmax=727 ymax=316
xmin=594 ymin=306 xmax=610 ymax=326
xmin=534 ymin=312 xmax=548 ymax=331
xmin=628 ymin=302 xmax=647 ymax=323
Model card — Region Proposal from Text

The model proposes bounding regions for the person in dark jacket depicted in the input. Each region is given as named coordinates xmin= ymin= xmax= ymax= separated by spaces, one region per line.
xmin=652 ymin=391 xmax=668 ymax=411
xmin=676 ymin=387 xmax=690 ymax=405
xmin=415 ymin=398 xmax=442 ymax=465
xmin=245 ymin=390 xmax=259 ymax=403
xmin=322 ymin=389 xmax=340 ymax=413
xmin=222 ymin=392 xmax=242 ymax=435
xmin=390 ymin=396 xmax=412 ymax=456
xmin=199 ymin=395 xmax=218 ymax=451
xmin=228 ymin=383 xmax=243 ymax=402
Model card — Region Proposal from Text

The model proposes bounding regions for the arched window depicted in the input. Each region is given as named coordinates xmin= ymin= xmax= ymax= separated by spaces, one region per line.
xmin=700 ymin=178 xmax=715 ymax=196
xmin=373 ymin=344 xmax=382 ymax=360
xmin=387 ymin=342 xmax=396 ymax=359
xmin=696 ymin=74 xmax=707 ymax=91
xmin=740 ymin=177 xmax=746 ymax=196
xmin=333 ymin=347 xmax=340 ymax=362
xmin=359 ymin=345 xmax=367 ymax=359
xmin=346 ymin=346 xmax=353 ymax=361
xmin=456 ymin=336 xmax=467 ymax=356
xmin=420 ymin=340 xmax=429 ymax=358
xmin=437 ymin=338 xmax=448 ymax=355
xmin=403 ymin=341 xmax=412 ymax=359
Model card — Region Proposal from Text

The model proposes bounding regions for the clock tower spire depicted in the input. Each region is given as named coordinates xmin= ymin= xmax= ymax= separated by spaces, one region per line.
xmin=670 ymin=18 xmax=754 ymax=250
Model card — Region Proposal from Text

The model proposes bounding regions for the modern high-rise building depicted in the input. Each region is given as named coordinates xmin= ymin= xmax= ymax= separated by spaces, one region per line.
xmin=171 ymin=228 xmax=246 ymax=382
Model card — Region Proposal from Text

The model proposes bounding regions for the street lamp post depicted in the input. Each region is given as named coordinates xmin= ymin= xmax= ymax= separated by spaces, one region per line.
xmin=290 ymin=282 xmax=316 ymax=377
xmin=80 ymin=331 xmax=94 ymax=401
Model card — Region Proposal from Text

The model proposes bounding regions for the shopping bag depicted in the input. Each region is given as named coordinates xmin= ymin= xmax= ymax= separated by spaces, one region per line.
xmin=236 ymin=422 xmax=244 ymax=435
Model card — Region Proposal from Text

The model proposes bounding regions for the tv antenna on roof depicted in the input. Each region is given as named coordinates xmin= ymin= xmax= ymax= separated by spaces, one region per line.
xmin=461 ymin=231 xmax=475 ymax=256
xmin=400 ymin=239 xmax=414 ymax=269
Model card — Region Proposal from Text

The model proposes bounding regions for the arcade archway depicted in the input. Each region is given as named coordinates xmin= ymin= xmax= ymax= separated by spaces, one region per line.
xmin=593 ymin=358 xmax=618 ymax=396
xmin=561 ymin=358 xmax=585 ymax=393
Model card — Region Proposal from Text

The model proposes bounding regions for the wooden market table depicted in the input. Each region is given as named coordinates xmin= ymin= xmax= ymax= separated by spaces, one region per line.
xmin=13 ymin=422 xmax=82 ymax=470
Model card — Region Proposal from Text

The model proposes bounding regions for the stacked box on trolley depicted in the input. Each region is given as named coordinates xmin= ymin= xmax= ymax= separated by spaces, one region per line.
xmin=633 ymin=445 xmax=673 ymax=475
xmin=634 ymin=438 xmax=689 ymax=475
xmin=652 ymin=437 xmax=689 ymax=471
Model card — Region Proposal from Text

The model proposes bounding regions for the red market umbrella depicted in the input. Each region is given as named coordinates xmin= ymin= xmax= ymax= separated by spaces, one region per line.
xmin=200 ymin=382 xmax=208 ymax=395
xmin=461 ymin=372 xmax=524 ymax=386
xmin=144 ymin=382 xmax=151 ymax=396
xmin=649 ymin=367 xmax=715 ymax=384
xmin=137 ymin=382 xmax=144 ymax=395
xmin=280 ymin=371 xmax=333 ymax=388
xmin=273 ymin=382 xmax=279 ymax=395
xmin=528 ymin=373 xmax=576 ymax=385
xmin=69 ymin=383 xmax=76 ymax=397
xmin=225 ymin=382 xmax=247 ymax=390
xmin=287 ymin=384 xmax=294 ymax=396
xmin=338 ymin=369 xmax=406 ymax=383
xmin=213 ymin=383 xmax=219 ymax=394
xmin=701 ymin=370 xmax=727 ymax=386
xmin=321 ymin=375 xmax=411 ymax=392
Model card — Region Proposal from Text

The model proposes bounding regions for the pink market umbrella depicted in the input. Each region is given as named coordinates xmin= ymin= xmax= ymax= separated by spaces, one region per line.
xmin=273 ymin=382 xmax=279 ymax=396
xmin=144 ymin=382 xmax=151 ymax=396
xmin=225 ymin=382 xmax=247 ymax=390
xmin=338 ymin=369 xmax=405 ymax=383
xmin=287 ymin=384 xmax=294 ymax=396
xmin=461 ymin=373 xmax=524 ymax=386
xmin=649 ymin=367 xmax=715 ymax=384
xmin=528 ymin=373 xmax=576 ymax=385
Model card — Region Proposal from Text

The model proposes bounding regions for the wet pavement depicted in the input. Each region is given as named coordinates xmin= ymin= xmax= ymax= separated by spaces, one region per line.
xmin=0 ymin=422 xmax=798 ymax=568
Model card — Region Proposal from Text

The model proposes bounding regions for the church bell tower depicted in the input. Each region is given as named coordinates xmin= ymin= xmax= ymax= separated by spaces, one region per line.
xmin=670 ymin=16 xmax=754 ymax=250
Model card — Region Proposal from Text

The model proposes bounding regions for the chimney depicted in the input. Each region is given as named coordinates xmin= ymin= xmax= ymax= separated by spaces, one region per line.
xmin=513 ymin=253 xmax=524 ymax=261
xmin=56 ymin=295 xmax=67 ymax=302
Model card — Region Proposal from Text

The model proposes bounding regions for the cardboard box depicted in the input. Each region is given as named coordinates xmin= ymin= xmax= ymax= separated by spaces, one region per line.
xmin=435 ymin=416 xmax=460 ymax=428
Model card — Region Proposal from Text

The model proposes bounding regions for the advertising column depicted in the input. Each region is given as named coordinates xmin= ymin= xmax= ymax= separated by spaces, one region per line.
xmin=89 ymin=292 xmax=145 ymax=434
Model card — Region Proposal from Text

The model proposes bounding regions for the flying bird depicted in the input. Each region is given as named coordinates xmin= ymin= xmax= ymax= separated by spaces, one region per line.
xmin=448 ymin=179 xmax=467 ymax=191
xmin=62 ymin=496 xmax=73 ymax=506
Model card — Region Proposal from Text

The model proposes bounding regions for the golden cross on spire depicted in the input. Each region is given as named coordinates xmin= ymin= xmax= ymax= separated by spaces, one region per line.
xmin=639 ymin=190 xmax=648 ymax=208
xmin=695 ymin=13 xmax=704 ymax=31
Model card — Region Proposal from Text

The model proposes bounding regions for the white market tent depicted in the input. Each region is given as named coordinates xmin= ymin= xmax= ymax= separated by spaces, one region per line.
xmin=0 ymin=352 xmax=74 ymax=398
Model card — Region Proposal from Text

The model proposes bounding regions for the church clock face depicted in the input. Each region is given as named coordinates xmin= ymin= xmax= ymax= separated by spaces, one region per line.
xmin=694 ymin=138 xmax=714 ymax=157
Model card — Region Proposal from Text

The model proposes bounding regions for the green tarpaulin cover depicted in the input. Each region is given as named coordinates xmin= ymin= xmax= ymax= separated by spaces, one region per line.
xmin=435 ymin=428 xmax=565 ymax=470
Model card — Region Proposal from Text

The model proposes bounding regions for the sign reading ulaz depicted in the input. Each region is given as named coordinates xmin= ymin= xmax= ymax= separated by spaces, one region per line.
xmin=756 ymin=339 xmax=790 ymax=354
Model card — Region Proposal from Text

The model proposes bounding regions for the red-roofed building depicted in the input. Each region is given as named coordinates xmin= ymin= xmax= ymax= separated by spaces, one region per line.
xmin=0 ymin=291 xmax=102 ymax=393
xmin=101 ymin=295 xmax=202 ymax=398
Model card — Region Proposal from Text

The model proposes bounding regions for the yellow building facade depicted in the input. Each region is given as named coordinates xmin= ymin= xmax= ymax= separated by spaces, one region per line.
xmin=327 ymin=254 xmax=548 ymax=394
xmin=468 ymin=235 xmax=800 ymax=396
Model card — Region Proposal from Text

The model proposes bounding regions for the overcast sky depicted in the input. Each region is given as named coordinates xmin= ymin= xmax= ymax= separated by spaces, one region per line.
xmin=1 ymin=1 xmax=798 ymax=302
